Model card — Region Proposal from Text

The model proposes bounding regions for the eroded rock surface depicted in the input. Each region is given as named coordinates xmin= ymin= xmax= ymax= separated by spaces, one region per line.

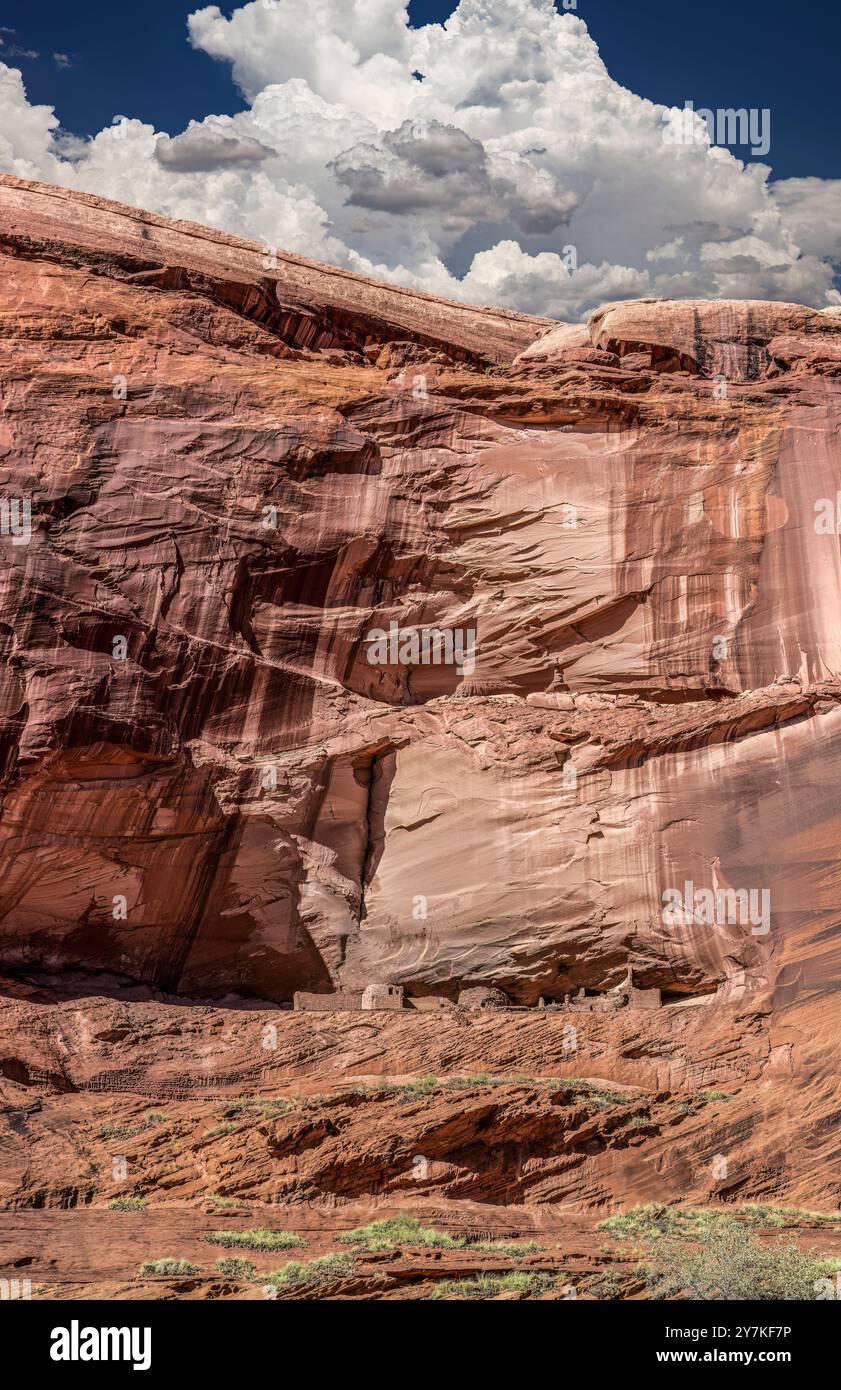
xmin=0 ymin=179 xmax=840 ymax=1298
xmin=1 ymin=176 xmax=841 ymax=1013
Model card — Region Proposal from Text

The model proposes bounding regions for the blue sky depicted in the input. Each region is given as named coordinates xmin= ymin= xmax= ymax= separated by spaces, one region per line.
xmin=2 ymin=0 xmax=838 ymax=180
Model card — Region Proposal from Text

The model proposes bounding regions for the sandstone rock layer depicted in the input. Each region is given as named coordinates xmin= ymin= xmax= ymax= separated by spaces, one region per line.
xmin=0 ymin=178 xmax=839 ymax=1296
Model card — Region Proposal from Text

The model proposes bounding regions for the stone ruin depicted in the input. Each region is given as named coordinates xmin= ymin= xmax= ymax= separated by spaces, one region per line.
xmin=551 ymin=969 xmax=661 ymax=1014
xmin=294 ymin=985 xmax=405 ymax=1013
xmin=628 ymin=984 xmax=662 ymax=1010
xmin=293 ymin=983 xmax=509 ymax=1013
xmin=409 ymin=995 xmax=458 ymax=1013
xmin=293 ymin=970 xmax=660 ymax=1014
xmin=457 ymin=985 xmax=509 ymax=1011
xmin=293 ymin=990 xmax=363 ymax=1013
xmin=361 ymin=984 xmax=404 ymax=1011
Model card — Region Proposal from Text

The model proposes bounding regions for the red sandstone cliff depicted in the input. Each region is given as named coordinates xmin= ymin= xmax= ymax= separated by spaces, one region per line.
xmin=0 ymin=177 xmax=840 ymax=1297
xmin=2 ymin=175 xmax=841 ymax=1006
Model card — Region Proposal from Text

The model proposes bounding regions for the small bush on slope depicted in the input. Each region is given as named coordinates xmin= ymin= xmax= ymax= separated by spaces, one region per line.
xmin=267 ymin=1254 xmax=354 ymax=1288
xmin=336 ymin=1215 xmax=540 ymax=1255
xmin=205 ymin=1228 xmax=305 ymax=1252
xmin=215 ymin=1257 xmax=257 ymax=1279
xmin=336 ymin=1216 xmax=459 ymax=1250
xmin=429 ymin=1273 xmax=556 ymax=1300
xmin=642 ymin=1218 xmax=830 ymax=1300
xmin=138 ymin=1258 xmax=199 ymax=1277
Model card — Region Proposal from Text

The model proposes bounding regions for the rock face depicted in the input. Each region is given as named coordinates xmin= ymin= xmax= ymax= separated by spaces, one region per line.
xmin=1 ymin=175 xmax=841 ymax=1026
xmin=1 ymin=176 xmax=841 ymax=1298
xmin=1 ymin=986 xmax=840 ymax=1300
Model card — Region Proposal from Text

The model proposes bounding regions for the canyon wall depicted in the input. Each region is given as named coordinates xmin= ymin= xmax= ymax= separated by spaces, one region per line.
xmin=0 ymin=175 xmax=840 ymax=1036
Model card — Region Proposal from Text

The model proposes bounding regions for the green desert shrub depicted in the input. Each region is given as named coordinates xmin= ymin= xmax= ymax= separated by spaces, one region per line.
xmin=100 ymin=1112 xmax=167 ymax=1141
xmin=222 ymin=1098 xmax=294 ymax=1118
xmin=215 ymin=1257 xmax=257 ymax=1280
xmin=597 ymin=1204 xmax=714 ymax=1241
xmin=600 ymin=1202 xmax=841 ymax=1245
xmin=642 ymin=1218 xmax=830 ymax=1300
xmin=267 ymin=1254 xmax=354 ymax=1288
xmin=99 ymin=1122 xmax=141 ymax=1140
xmin=385 ymin=1075 xmax=441 ymax=1096
xmin=470 ymin=1239 xmax=540 ymax=1256
xmin=352 ymin=1075 xmax=441 ymax=1098
xmin=429 ymin=1272 xmax=556 ymax=1299
xmin=108 ymin=1196 xmax=147 ymax=1211
xmin=336 ymin=1216 xmax=459 ymax=1251
xmin=738 ymin=1204 xmax=841 ymax=1228
xmin=337 ymin=1215 xmax=540 ymax=1257
xmin=205 ymin=1228 xmax=306 ymax=1252
xmin=550 ymin=1078 xmax=626 ymax=1109
xmin=138 ymin=1258 xmax=199 ymax=1277
xmin=202 ymin=1122 xmax=238 ymax=1140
